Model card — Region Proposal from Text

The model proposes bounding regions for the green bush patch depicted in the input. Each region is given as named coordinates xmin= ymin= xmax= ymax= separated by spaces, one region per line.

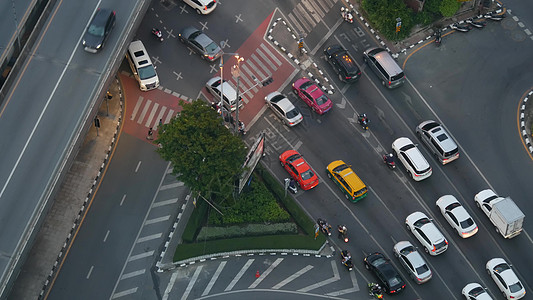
xmin=197 ymin=223 xmax=298 ymax=241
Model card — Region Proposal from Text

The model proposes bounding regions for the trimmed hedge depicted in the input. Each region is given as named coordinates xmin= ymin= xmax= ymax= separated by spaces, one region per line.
xmin=197 ymin=223 xmax=298 ymax=241
xmin=181 ymin=198 xmax=208 ymax=243
xmin=174 ymin=234 xmax=324 ymax=261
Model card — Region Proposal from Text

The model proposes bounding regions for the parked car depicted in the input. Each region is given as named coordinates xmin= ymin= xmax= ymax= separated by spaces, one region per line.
xmin=279 ymin=150 xmax=318 ymax=190
xmin=265 ymin=91 xmax=303 ymax=126
xmin=462 ymin=283 xmax=493 ymax=300
xmin=205 ymin=76 xmax=243 ymax=111
xmin=392 ymin=137 xmax=432 ymax=181
xmin=364 ymin=252 xmax=406 ymax=294
xmin=415 ymin=120 xmax=459 ymax=164
xmin=178 ymin=26 xmax=222 ymax=61
xmin=486 ymin=258 xmax=526 ymax=300
xmin=436 ymin=195 xmax=478 ymax=238
xmin=292 ymin=77 xmax=332 ymax=115
xmin=183 ymin=0 xmax=217 ymax=14
xmin=324 ymin=44 xmax=361 ymax=83
xmin=82 ymin=8 xmax=116 ymax=53
xmin=326 ymin=160 xmax=367 ymax=202
xmin=393 ymin=241 xmax=432 ymax=284
xmin=405 ymin=211 xmax=448 ymax=256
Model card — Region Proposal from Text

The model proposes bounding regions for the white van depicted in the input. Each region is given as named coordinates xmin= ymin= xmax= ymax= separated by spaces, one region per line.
xmin=126 ymin=40 xmax=159 ymax=91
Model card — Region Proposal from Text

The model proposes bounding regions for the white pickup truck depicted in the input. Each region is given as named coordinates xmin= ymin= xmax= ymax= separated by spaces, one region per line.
xmin=474 ymin=189 xmax=525 ymax=238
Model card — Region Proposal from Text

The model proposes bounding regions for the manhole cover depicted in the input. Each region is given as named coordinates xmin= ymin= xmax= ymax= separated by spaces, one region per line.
xmin=502 ymin=18 xmax=517 ymax=30
xmin=510 ymin=30 xmax=526 ymax=42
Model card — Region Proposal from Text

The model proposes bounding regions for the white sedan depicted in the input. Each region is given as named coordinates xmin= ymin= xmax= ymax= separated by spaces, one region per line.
xmin=462 ymin=283 xmax=493 ymax=299
xmin=436 ymin=195 xmax=478 ymax=238
xmin=486 ymin=258 xmax=526 ymax=300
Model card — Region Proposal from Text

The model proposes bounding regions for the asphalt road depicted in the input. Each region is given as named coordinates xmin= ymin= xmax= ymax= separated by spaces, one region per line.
xmin=45 ymin=0 xmax=533 ymax=299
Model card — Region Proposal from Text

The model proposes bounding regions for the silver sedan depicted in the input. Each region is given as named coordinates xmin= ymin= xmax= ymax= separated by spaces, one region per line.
xmin=265 ymin=91 xmax=303 ymax=126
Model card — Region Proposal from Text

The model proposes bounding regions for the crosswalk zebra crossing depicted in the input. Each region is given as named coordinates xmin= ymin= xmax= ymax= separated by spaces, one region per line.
xmin=130 ymin=95 xmax=176 ymax=130
xmin=286 ymin=0 xmax=339 ymax=35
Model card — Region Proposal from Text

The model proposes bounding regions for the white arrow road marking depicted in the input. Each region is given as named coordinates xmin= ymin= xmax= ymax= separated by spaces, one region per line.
xmin=297 ymin=260 xmax=340 ymax=292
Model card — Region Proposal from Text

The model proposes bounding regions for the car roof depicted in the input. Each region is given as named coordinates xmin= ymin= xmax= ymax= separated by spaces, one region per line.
xmin=488 ymin=258 xmax=520 ymax=283
xmin=395 ymin=241 xmax=425 ymax=267
xmin=94 ymin=8 xmax=113 ymax=23
xmin=275 ymin=97 xmax=296 ymax=112
xmin=424 ymin=122 xmax=458 ymax=152
xmin=194 ymin=33 xmax=213 ymax=47
xmin=438 ymin=195 xmax=471 ymax=220
xmin=394 ymin=137 xmax=430 ymax=171
xmin=407 ymin=212 xmax=444 ymax=243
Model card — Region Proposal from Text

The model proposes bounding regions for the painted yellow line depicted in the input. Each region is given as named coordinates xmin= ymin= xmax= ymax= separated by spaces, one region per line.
xmin=402 ymin=30 xmax=454 ymax=70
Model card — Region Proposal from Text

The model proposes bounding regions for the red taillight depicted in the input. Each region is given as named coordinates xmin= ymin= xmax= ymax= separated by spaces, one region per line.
xmin=204 ymin=6 xmax=208 ymax=10
xmin=432 ymin=245 xmax=436 ymax=252
xmin=345 ymin=76 xmax=351 ymax=80
xmin=445 ymin=240 xmax=448 ymax=245
xmin=388 ymin=81 xmax=392 ymax=86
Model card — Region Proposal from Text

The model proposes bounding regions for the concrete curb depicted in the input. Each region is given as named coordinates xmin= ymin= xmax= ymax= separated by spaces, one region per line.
xmin=38 ymin=76 xmax=124 ymax=299
xmin=519 ymin=90 xmax=533 ymax=153
xmin=266 ymin=17 xmax=335 ymax=95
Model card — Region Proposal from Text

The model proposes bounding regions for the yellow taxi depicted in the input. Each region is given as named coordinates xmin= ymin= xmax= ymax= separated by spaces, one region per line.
xmin=326 ymin=160 xmax=367 ymax=202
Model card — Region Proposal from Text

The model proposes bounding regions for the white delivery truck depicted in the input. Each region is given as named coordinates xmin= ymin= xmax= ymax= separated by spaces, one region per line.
xmin=474 ymin=189 xmax=525 ymax=239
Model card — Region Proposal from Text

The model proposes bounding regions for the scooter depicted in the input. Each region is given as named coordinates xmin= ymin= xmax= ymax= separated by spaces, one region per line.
xmin=285 ymin=178 xmax=298 ymax=194
xmin=358 ymin=114 xmax=369 ymax=130
xmin=382 ymin=154 xmax=396 ymax=170
xmin=337 ymin=225 xmax=349 ymax=243
xmin=341 ymin=251 xmax=353 ymax=271
xmin=238 ymin=120 xmax=246 ymax=136
xmin=152 ymin=28 xmax=164 ymax=42
xmin=340 ymin=7 xmax=354 ymax=23
xmin=317 ymin=218 xmax=332 ymax=236
xmin=368 ymin=283 xmax=384 ymax=299
xmin=435 ymin=28 xmax=442 ymax=47
xmin=451 ymin=23 xmax=470 ymax=32
xmin=485 ymin=12 xmax=505 ymax=21
xmin=466 ymin=18 xmax=486 ymax=28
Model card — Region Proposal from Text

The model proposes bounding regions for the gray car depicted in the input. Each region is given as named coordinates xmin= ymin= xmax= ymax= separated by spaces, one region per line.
xmin=265 ymin=91 xmax=303 ymax=126
xmin=393 ymin=241 xmax=432 ymax=284
xmin=178 ymin=26 xmax=222 ymax=61
xmin=415 ymin=120 xmax=459 ymax=165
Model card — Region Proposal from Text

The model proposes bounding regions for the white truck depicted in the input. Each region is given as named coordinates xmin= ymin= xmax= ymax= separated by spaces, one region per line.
xmin=474 ymin=189 xmax=525 ymax=239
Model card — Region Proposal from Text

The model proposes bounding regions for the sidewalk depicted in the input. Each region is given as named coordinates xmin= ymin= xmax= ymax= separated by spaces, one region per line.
xmin=8 ymin=77 xmax=123 ymax=300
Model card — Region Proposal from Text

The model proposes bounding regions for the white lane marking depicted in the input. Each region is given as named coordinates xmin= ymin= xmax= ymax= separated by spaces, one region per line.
xmin=160 ymin=182 xmax=184 ymax=190
xmin=181 ymin=265 xmax=203 ymax=300
xmin=293 ymin=140 xmax=303 ymax=151
xmin=145 ymin=215 xmax=171 ymax=225
xmin=137 ymin=99 xmax=152 ymax=124
xmin=145 ymin=102 xmax=159 ymax=127
xmin=325 ymin=270 xmax=359 ymax=296
xmin=127 ymin=250 xmax=154 ymax=262
xmin=272 ymin=265 xmax=313 ymax=289
xmin=297 ymin=261 xmax=339 ymax=292
xmin=103 ymin=230 xmax=110 ymax=242
xmin=249 ymin=258 xmax=283 ymax=288
xmin=154 ymin=106 xmax=167 ymax=130
xmin=202 ymin=261 xmax=227 ymax=296
xmin=119 ymin=194 xmax=126 ymax=206
xmin=257 ymin=44 xmax=281 ymax=68
xmin=164 ymin=109 xmax=174 ymax=124
xmin=121 ymin=269 xmax=145 ymax=280
xmin=244 ymin=60 xmax=266 ymax=83
xmin=86 ymin=266 xmax=94 ymax=279
xmin=135 ymin=161 xmax=141 ymax=173
xmin=131 ymin=96 xmax=144 ymax=120
xmin=287 ymin=13 xmax=306 ymax=36
xmin=225 ymin=259 xmax=254 ymax=291
xmin=250 ymin=54 xmax=272 ymax=77
xmin=111 ymin=288 xmax=137 ymax=299
xmin=136 ymin=233 xmax=162 ymax=243
xmin=162 ymin=271 xmax=179 ymax=300
xmin=152 ymin=198 xmax=179 ymax=208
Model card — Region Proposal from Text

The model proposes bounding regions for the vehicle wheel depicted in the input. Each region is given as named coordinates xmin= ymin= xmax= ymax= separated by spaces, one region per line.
xmin=486 ymin=268 xmax=491 ymax=275
xmin=280 ymin=161 xmax=284 ymax=167
xmin=364 ymin=263 xmax=370 ymax=270
xmin=405 ymin=224 xmax=410 ymax=231
xmin=178 ymin=37 xmax=184 ymax=43
xmin=424 ymin=247 xmax=429 ymax=254
xmin=381 ymin=80 xmax=386 ymax=86
xmin=393 ymin=251 xmax=399 ymax=258
xmin=312 ymin=106 xmax=316 ymax=113
xmin=338 ymin=74 xmax=344 ymax=82
xmin=344 ymin=193 xmax=349 ymax=200
xmin=495 ymin=226 xmax=500 ymax=234
xmin=196 ymin=9 xmax=202 ymax=14
xmin=475 ymin=201 xmax=480 ymax=208
xmin=326 ymin=171 xmax=331 ymax=179
xmin=296 ymin=181 xmax=301 ymax=187
xmin=363 ymin=56 xmax=367 ymax=63
xmin=502 ymin=292 xmax=507 ymax=298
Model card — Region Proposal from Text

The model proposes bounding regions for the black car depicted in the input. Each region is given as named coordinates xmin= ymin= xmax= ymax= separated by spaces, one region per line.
xmin=324 ymin=45 xmax=361 ymax=83
xmin=364 ymin=252 xmax=406 ymax=294
xmin=82 ymin=9 xmax=116 ymax=53
xmin=178 ymin=26 xmax=223 ymax=62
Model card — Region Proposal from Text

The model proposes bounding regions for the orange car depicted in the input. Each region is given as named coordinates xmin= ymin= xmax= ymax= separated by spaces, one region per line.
xmin=279 ymin=150 xmax=319 ymax=190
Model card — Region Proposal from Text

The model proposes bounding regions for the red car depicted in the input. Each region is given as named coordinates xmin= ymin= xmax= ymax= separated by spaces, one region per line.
xmin=279 ymin=150 xmax=319 ymax=190
xmin=292 ymin=77 xmax=333 ymax=115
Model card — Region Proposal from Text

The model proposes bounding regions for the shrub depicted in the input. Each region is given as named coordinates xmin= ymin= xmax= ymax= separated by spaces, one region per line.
xmin=362 ymin=0 xmax=414 ymax=40
xmin=439 ymin=0 xmax=461 ymax=17
xmin=181 ymin=199 xmax=208 ymax=243
xmin=197 ymin=223 xmax=298 ymax=241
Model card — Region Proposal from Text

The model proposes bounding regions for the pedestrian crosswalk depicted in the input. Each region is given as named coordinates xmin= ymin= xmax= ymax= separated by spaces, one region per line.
xmin=164 ymin=254 xmax=362 ymax=299
xmin=130 ymin=95 xmax=175 ymax=130
xmin=286 ymin=0 xmax=339 ymax=35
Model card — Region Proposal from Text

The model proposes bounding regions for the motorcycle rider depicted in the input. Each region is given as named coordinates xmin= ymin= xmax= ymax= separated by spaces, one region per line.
xmin=341 ymin=250 xmax=351 ymax=264
xmin=369 ymin=282 xmax=383 ymax=295
xmin=358 ymin=113 xmax=369 ymax=127
xmin=340 ymin=7 xmax=353 ymax=22
xmin=337 ymin=225 xmax=347 ymax=237
xmin=384 ymin=153 xmax=394 ymax=164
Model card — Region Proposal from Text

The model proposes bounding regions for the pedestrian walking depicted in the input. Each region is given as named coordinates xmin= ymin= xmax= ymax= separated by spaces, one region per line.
xmin=147 ymin=127 xmax=154 ymax=140
xmin=158 ymin=119 xmax=163 ymax=131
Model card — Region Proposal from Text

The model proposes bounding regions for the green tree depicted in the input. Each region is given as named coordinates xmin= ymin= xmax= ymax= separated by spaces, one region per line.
xmin=156 ymin=100 xmax=247 ymax=202
xmin=439 ymin=0 xmax=461 ymax=17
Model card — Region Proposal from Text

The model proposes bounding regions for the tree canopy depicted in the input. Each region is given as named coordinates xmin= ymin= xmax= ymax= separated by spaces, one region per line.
xmin=156 ymin=100 xmax=247 ymax=202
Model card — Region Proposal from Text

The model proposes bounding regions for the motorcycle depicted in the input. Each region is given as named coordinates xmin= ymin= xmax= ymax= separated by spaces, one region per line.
xmin=382 ymin=154 xmax=396 ymax=170
xmin=152 ymin=28 xmax=164 ymax=42
xmin=466 ymin=18 xmax=486 ymax=28
xmin=484 ymin=12 xmax=505 ymax=21
xmin=435 ymin=28 xmax=442 ymax=47
xmin=337 ymin=225 xmax=349 ymax=243
xmin=317 ymin=218 xmax=332 ymax=236
xmin=285 ymin=178 xmax=298 ymax=194
xmin=358 ymin=114 xmax=369 ymax=130
xmin=341 ymin=250 xmax=353 ymax=271
xmin=340 ymin=7 xmax=354 ymax=23
xmin=238 ymin=120 xmax=246 ymax=136
xmin=368 ymin=283 xmax=384 ymax=299
xmin=450 ymin=22 xmax=470 ymax=32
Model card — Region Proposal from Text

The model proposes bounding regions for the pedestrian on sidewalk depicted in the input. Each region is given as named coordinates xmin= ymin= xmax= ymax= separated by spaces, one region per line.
xmin=147 ymin=127 xmax=154 ymax=140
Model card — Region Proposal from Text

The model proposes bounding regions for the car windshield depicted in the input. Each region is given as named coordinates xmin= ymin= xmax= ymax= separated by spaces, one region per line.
xmin=286 ymin=108 xmax=300 ymax=119
xmin=413 ymin=218 xmax=430 ymax=227
xmin=301 ymin=170 xmax=315 ymax=180
xmin=299 ymin=81 xmax=313 ymax=90
xmin=469 ymin=287 xmax=485 ymax=296
xmin=388 ymin=275 xmax=402 ymax=287
xmin=138 ymin=65 xmax=157 ymax=80
xmin=270 ymin=95 xmax=285 ymax=103
xmin=333 ymin=164 xmax=349 ymax=173
xmin=509 ymin=282 xmax=523 ymax=293
xmin=445 ymin=202 xmax=461 ymax=211
xmin=415 ymin=264 xmax=429 ymax=275
xmin=88 ymin=25 xmax=105 ymax=37
xmin=494 ymin=263 xmax=510 ymax=273
xmin=399 ymin=245 xmax=415 ymax=256
xmin=372 ymin=257 xmax=387 ymax=267
xmin=460 ymin=218 xmax=474 ymax=228
xmin=205 ymin=42 xmax=220 ymax=54
xmin=316 ymin=95 xmax=328 ymax=105
xmin=399 ymin=144 xmax=415 ymax=151
xmin=287 ymin=154 xmax=301 ymax=163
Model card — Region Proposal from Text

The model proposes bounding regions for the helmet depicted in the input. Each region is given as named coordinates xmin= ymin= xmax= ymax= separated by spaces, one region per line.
xmin=389 ymin=153 xmax=393 ymax=158
xmin=341 ymin=7 xmax=346 ymax=11
xmin=342 ymin=225 xmax=347 ymax=231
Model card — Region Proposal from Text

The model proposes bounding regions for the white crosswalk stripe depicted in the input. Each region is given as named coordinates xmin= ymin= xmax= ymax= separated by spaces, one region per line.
xmin=130 ymin=96 xmax=178 ymax=130
xmin=286 ymin=0 xmax=339 ymax=36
